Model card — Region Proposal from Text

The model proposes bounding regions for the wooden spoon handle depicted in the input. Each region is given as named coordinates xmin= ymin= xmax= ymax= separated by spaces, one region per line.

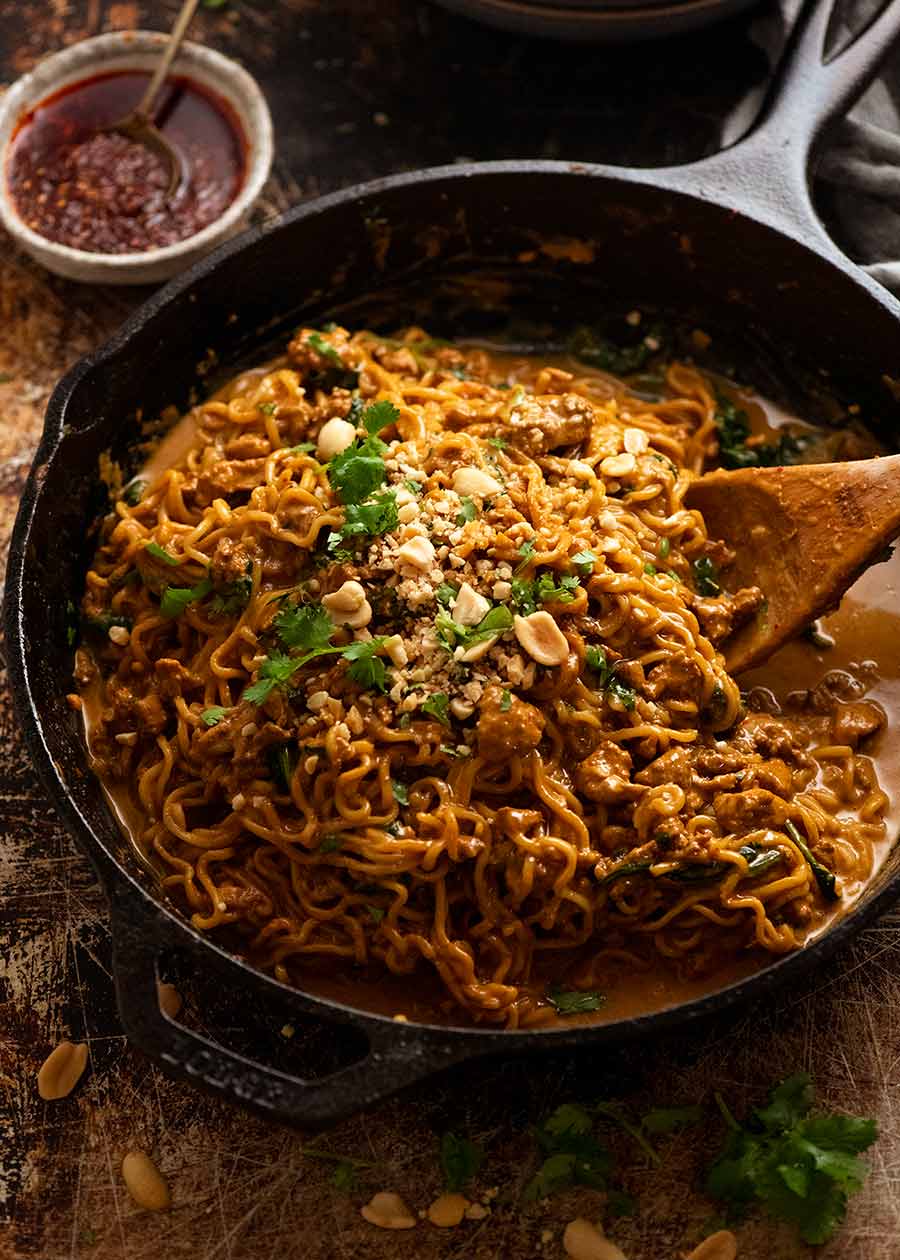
xmin=134 ymin=0 xmax=201 ymax=121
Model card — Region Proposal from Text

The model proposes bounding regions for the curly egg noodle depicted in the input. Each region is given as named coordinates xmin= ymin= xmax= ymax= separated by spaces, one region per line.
xmin=77 ymin=326 xmax=888 ymax=1027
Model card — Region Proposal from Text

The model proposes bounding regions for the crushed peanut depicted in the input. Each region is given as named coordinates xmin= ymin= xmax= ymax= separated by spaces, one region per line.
xmin=563 ymin=1218 xmax=627 ymax=1260
xmin=361 ymin=1191 xmax=416 ymax=1230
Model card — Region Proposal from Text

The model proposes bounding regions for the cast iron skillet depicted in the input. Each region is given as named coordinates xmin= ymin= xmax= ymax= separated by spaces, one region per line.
xmin=7 ymin=0 xmax=900 ymax=1129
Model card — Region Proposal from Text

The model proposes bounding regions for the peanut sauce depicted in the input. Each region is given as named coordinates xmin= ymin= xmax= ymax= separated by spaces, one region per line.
xmin=7 ymin=71 xmax=246 ymax=254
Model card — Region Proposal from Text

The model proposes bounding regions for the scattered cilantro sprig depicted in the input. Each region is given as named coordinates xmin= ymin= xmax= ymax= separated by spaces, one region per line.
xmin=326 ymin=400 xmax=399 ymax=504
xmin=706 ymin=1074 xmax=877 ymax=1244
xmin=511 ymin=572 xmax=579 ymax=616
xmin=440 ymin=1132 xmax=485 ymax=1193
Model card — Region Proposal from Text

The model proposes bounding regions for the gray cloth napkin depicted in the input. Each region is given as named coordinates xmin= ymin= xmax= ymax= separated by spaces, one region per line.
xmin=808 ymin=0 xmax=900 ymax=293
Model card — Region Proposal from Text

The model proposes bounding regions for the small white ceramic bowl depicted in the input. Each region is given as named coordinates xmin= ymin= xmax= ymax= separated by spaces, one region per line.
xmin=0 ymin=32 xmax=273 ymax=285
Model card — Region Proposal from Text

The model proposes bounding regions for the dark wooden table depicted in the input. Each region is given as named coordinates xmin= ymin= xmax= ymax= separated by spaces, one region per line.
xmin=2 ymin=3 xmax=900 ymax=1258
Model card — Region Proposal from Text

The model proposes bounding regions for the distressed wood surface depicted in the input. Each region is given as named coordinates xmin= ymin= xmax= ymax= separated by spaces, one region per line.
xmin=1 ymin=3 xmax=900 ymax=1258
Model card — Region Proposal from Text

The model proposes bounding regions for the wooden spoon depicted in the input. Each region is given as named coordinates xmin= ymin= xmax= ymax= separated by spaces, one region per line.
xmin=684 ymin=453 xmax=900 ymax=674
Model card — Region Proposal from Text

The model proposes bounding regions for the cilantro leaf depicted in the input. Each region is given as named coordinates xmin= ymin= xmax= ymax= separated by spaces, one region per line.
xmin=421 ymin=693 xmax=450 ymax=725
xmin=523 ymin=1104 xmax=613 ymax=1202
xmin=435 ymin=581 xmax=459 ymax=608
xmin=327 ymin=434 xmax=387 ymax=504
xmin=243 ymin=651 xmax=300 ymax=705
xmin=569 ymin=324 xmax=667 ymax=375
xmin=392 ymin=780 xmax=409 ymax=806
xmin=361 ymin=399 xmax=399 ymax=436
xmin=714 ymin=393 xmax=810 ymax=470
xmin=440 ymin=1132 xmax=485 ymax=1193
xmin=306 ymin=331 xmax=346 ymax=368
xmin=641 ymin=1106 xmax=705 ymax=1135
xmin=500 ymin=688 xmax=512 ymax=712
xmin=160 ymin=576 xmax=212 ymax=619
xmin=201 ymin=706 xmax=229 ymax=726
xmin=144 ymin=541 xmax=180 ymax=566
xmin=331 ymin=1161 xmax=357 ymax=1193
xmin=274 ymin=602 xmax=335 ymax=651
xmin=585 ymin=646 xmax=636 ymax=710
xmin=547 ymin=986 xmax=605 ymax=1015
xmin=456 ymin=496 xmax=477 ymax=525
xmin=694 ymin=555 xmax=721 ymax=597
xmin=343 ymin=637 xmax=388 ymax=692
xmin=706 ymin=1074 xmax=877 ymax=1245
xmin=436 ymin=604 xmax=513 ymax=654
xmin=486 ymin=436 xmax=507 ymax=450
xmin=210 ymin=574 xmax=252 ymax=616
xmin=329 ymin=491 xmax=398 ymax=550
xmin=572 ymin=550 xmax=595 ymax=573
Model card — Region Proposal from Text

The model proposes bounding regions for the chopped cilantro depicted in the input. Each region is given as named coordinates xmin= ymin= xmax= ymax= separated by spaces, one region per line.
xmin=306 ymin=331 xmax=345 ymax=368
xmin=435 ymin=581 xmax=459 ymax=608
xmin=326 ymin=401 xmax=399 ymax=505
xmin=329 ymin=490 xmax=398 ymax=549
xmin=144 ymin=541 xmax=179 ymax=566
xmin=512 ymin=572 xmax=579 ymax=615
xmin=714 ymin=393 xmax=810 ymax=469
xmin=486 ymin=436 xmax=508 ymax=450
xmin=361 ymin=399 xmax=400 ymax=436
xmin=343 ymin=636 xmax=389 ymax=692
xmin=243 ymin=651 xmax=302 ymax=705
xmin=274 ymin=602 xmax=334 ymax=651
xmin=258 ymin=401 xmax=278 ymax=416
xmin=210 ymin=574 xmax=252 ymax=616
xmin=569 ymin=323 xmax=667 ymax=375
xmin=585 ymin=646 xmax=636 ymax=710
xmin=706 ymin=1074 xmax=877 ymax=1244
xmin=440 ymin=1132 xmax=485 ymax=1193
xmin=288 ymin=441 xmax=316 ymax=454
xmin=523 ymin=1104 xmax=613 ymax=1202
xmin=201 ymin=706 xmax=229 ymax=726
xmin=456 ymin=496 xmax=477 ymax=525
xmin=331 ymin=1161 xmax=357 ymax=1193
xmin=160 ymin=577 xmax=212 ymax=619
xmin=436 ymin=604 xmax=513 ymax=653
xmin=500 ymin=689 xmax=512 ymax=712
xmin=421 ymin=693 xmax=450 ymax=725
xmin=694 ymin=555 xmax=721 ymax=596
xmin=547 ymin=986 xmax=605 ymax=1015
xmin=403 ymin=478 xmax=423 ymax=496
xmin=572 ymin=550 xmax=595 ymax=573
xmin=392 ymin=780 xmax=409 ymax=806
xmin=641 ymin=1105 xmax=705 ymax=1134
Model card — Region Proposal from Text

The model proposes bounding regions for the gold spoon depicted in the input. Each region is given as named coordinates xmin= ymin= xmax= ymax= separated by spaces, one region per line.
xmin=684 ymin=453 xmax=900 ymax=674
xmin=102 ymin=0 xmax=201 ymax=198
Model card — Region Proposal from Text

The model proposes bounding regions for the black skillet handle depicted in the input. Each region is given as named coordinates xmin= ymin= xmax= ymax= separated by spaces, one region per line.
xmin=658 ymin=0 xmax=900 ymax=248
xmin=108 ymin=892 xmax=481 ymax=1130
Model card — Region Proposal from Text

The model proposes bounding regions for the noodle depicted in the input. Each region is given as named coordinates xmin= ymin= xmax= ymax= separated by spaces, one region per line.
xmin=75 ymin=325 xmax=888 ymax=1027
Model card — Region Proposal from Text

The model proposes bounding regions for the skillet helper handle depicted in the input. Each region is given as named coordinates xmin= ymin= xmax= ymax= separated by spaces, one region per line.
xmin=662 ymin=0 xmax=900 ymax=245
xmin=108 ymin=894 xmax=476 ymax=1130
